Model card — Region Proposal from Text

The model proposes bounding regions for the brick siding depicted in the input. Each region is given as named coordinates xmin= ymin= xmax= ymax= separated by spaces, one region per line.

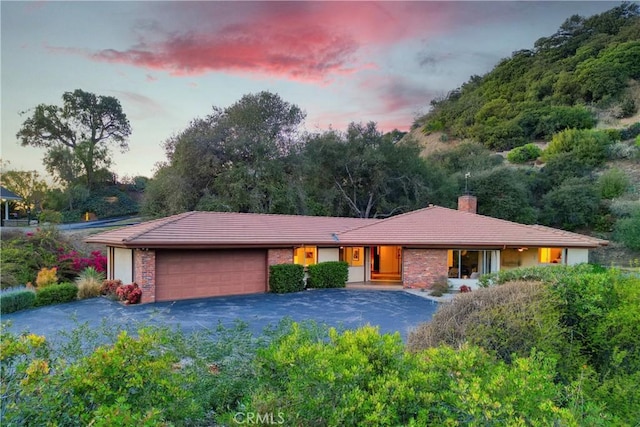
xmin=134 ymin=249 xmax=156 ymax=304
xmin=402 ymin=249 xmax=448 ymax=289
xmin=267 ymin=248 xmax=293 ymax=265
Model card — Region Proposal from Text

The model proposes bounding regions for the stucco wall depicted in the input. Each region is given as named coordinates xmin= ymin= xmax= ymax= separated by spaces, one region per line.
xmin=318 ymin=247 xmax=339 ymax=263
xmin=566 ymin=248 xmax=589 ymax=265
xmin=134 ymin=249 xmax=156 ymax=304
xmin=113 ymin=247 xmax=133 ymax=284
xmin=402 ymin=249 xmax=448 ymax=289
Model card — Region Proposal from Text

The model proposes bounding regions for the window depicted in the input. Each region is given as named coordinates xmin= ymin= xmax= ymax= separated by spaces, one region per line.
xmin=538 ymin=248 xmax=563 ymax=264
xmin=339 ymin=247 xmax=364 ymax=267
xmin=294 ymin=246 xmax=317 ymax=266
xmin=447 ymin=250 xmax=493 ymax=278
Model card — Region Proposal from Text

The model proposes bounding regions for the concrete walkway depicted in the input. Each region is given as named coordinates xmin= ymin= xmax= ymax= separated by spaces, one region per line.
xmin=2 ymin=288 xmax=441 ymax=342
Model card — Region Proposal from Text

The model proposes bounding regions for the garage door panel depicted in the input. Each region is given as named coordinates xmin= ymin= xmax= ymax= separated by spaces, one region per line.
xmin=156 ymin=249 xmax=267 ymax=301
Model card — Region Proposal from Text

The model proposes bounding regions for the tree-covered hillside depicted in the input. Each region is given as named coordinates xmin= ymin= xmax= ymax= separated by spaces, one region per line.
xmin=416 ymin=3 xmax=640 ymax=150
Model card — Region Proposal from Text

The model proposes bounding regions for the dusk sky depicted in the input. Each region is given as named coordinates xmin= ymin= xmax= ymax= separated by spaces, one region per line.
xmin=1 ymin=1 xmax=621 ymax=179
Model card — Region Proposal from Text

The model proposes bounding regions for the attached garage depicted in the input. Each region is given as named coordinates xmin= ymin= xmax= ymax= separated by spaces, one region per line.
xmin=155 ymin=249 xmax=267 ymax=301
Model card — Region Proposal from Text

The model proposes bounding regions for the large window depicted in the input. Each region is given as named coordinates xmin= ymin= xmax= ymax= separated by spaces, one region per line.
xmin=294 ymin=246 xmax=317 ymax=266
xmin=447 ymin=250 xmax=493 ymax=279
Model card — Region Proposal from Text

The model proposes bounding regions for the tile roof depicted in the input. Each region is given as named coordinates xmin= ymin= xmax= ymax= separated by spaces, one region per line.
xmin=86 ymin=206 xmax=607 ymax=249
xmin=86 ymin=211 xmax=377 ymax=248
xmin=336 ymin=206 xmax=607 ymax=248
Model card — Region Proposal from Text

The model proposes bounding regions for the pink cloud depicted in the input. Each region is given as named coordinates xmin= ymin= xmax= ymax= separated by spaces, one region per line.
xmin=47 ymin=2 xmax=479 ymax=82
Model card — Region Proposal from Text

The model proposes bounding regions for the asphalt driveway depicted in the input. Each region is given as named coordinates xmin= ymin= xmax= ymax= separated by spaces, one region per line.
xmin=2 ymin=289 xmax=439 ymax=342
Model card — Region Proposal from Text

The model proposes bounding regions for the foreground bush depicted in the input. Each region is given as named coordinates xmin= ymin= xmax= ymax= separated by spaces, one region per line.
xmin=236 ymin=324 xmax=576 ymax=426
xmin=269 ymin=264 xmax=304 ymax=293
xmin=408 ymin=280 xmax=580 ymax=380
xmin=1 ymin=327 xmax=200 ymax=425
xmin=306 ymin=261 xmax=348 ymax=289
xmin=34 ymin=283 xmax=77 ymax=307
xmin=1 ymin=320 xmax=273 ymax=426
xmin=429 ymin=265 xmax=640 ymax=424
xmin=0 ymin=288 xmax=36 ymax=314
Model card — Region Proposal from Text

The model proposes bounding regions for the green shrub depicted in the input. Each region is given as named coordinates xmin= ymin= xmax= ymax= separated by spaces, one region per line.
xmin=306 ymin=261 xmax=348 ymax=289
xmin=269 ymin=264 xmax=305 ymax=293
xmin=597 ymin=168 xmax=629 ymax=199
xmin=35 ymin=282 xmax=78 ymax=307
xmin=38 ymin=209 xmax=62 ymax=224
xmin=620 ymin=122 xmax=640 ymax=141
xmin=3 ymin=328 xmax=201 ymax=425
xmin=540 ymin=178 xmax=600 ymax=230
xmin=0 ymin=247 xmax=39 ymax=288
xmin=544 ymin=128 xmax=612 ymax=167
xmin=237 ymin=323 xmax=576 ymax=426
xmin=0 ymin=288 xmax=36 ymax=314
xmin=0 ymin=226 xmax=75 ymax=288
xmin=613 ymin=210 xmax=640 ymax=250
xmin=507 ymin=143 xmax=542 ymax=163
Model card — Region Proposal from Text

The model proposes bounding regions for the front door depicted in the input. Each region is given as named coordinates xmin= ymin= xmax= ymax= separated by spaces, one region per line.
xmin=370 ymin=246 xmax=402 ymax=281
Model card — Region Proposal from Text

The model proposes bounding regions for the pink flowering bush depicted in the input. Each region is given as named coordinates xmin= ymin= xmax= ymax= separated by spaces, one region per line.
xmin=57 ymin=249 xmax=107 ymax=275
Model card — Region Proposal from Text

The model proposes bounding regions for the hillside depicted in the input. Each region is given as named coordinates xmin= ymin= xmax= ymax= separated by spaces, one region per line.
xmin=414 ymin=3 xmax=640 ymax=150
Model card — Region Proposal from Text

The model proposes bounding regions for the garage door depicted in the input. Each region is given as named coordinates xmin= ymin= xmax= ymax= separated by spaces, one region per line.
xmin=155 ymin=249 xmax=267 ymax=301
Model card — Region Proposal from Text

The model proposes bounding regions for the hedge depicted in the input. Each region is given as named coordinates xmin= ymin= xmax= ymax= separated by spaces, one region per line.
xmin=35 ymin=282 xmax=78 ymax=307
xmin=0 ymin=289 xmax=36 ymax=314
xmin=307 ymin=261 xmax=349 ymax=289
xmin=269 ymin=264 xmax=305 ymax=294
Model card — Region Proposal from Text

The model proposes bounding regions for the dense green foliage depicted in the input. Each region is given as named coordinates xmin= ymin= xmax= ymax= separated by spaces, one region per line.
xmin=418 ymin=3 xmax=640 ymax=147
xmin=2 ymin=265 xmax=639 ymax=426
xmin=245 ymin=324 xmax=573 ymax=426
xmin=306 ymin=261 xmax=349 ymax=289
xmin=17 ymin=89 xmax=131 ymax=190
xmin=614 ymin=209 xmax=640 ymax=250
xmin=34 ymin=283 xmax=78 ymax=307
xmin=544 ymin=128 xmax=613 ymax=167
xmin=0 ymin=289 xmax=36 ymax=314
xmin=268 ymin=264 xmax=305 ymax=293
xmin=506 ymin=143 xmax=542 ymax=163
xmin=422 ymin=265 xmax=640 ymax=424
xmin=598 ymin=167 xmax=630 ymax=199
xmin=0 ymin=228 xmax=68 ymax=288
xmin=143 ymin=92 xmax=455 ymax=218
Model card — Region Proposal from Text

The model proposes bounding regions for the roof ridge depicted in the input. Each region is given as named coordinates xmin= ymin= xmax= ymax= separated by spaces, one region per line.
xmin=191 ymin=210 xmax=377 ymax=222
xmin=122 ymin=211 xmax=197 ymax=242
xmin=337 ymin=205 xmax=437 ymax=236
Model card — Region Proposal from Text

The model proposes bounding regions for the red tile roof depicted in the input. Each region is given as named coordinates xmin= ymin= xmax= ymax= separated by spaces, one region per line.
xmin=86 ymin=211 xmax=377 ymax=248
xmin=336 ymin=206 xmax=607 ymax=248
xmin=86 ymin=206 xmax=607 ymax=249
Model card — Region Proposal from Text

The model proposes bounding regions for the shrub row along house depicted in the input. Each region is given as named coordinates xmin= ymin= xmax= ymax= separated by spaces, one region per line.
xmin=87 ymin=196 xmax=607 ymax=303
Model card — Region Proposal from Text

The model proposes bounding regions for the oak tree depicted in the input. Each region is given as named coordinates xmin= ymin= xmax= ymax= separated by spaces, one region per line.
xmin=17 ymin=89 xmax=131 ymax=189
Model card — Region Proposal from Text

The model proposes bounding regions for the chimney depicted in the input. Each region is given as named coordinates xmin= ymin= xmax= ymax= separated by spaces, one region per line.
xmin=458 ymin=195 xmax=477 ymax=213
